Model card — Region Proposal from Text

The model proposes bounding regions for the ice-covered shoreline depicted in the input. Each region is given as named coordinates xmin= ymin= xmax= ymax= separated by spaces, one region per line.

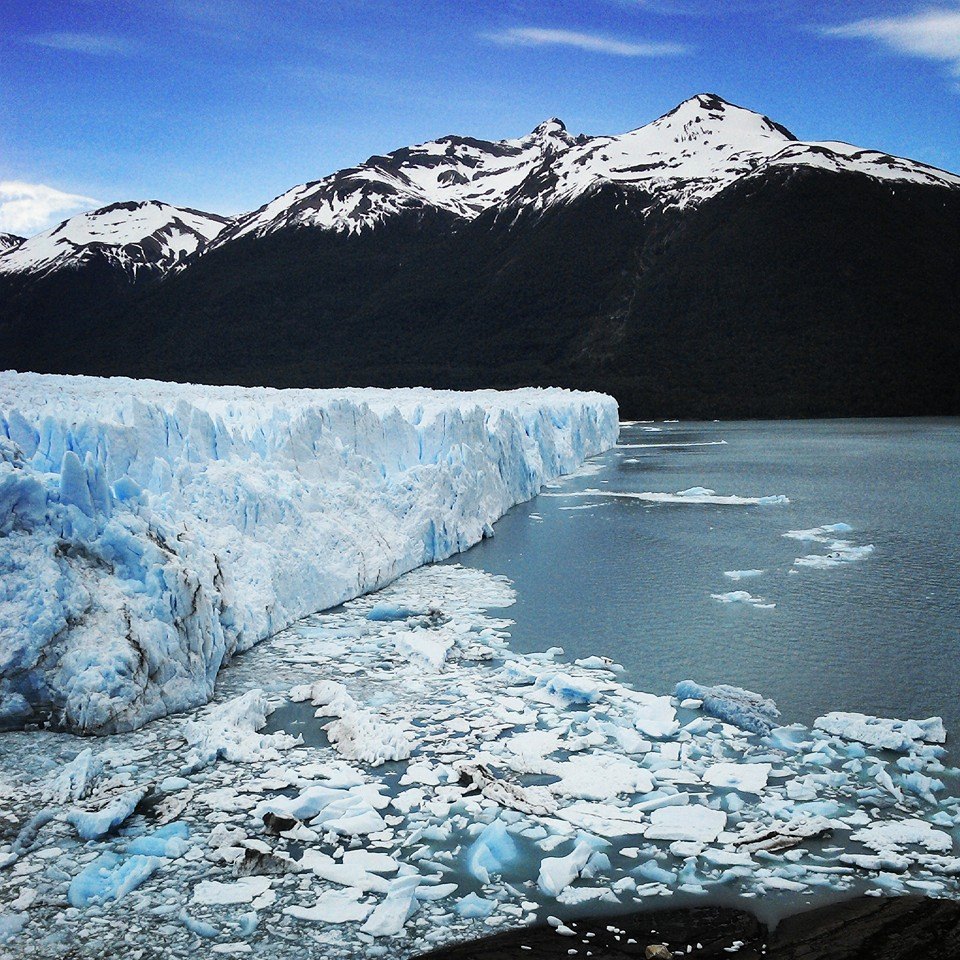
xmin=0 ymin=562 xmax=956 ymax=959
xmin=0 ymin=373 xmax=618 ymax=733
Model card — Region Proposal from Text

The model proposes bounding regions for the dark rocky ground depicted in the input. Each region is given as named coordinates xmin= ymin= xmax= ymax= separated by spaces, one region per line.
xmin=415 ymin=896 xmax=960 ymax=960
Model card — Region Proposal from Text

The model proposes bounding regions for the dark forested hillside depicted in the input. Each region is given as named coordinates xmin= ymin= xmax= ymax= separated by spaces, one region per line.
xmin=2 ymin=165 xmax=957 ymax=419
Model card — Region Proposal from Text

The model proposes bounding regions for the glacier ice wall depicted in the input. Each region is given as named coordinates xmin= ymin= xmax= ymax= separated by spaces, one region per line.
xmin=0 ymin=373 xmax=618 ymax=733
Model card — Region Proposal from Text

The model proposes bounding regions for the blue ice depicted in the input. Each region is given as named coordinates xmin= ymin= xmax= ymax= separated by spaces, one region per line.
xmin=68 ymin=853 xmax=163 ymax=907
xmin=466 ymin=820 xmax=519 ymax=883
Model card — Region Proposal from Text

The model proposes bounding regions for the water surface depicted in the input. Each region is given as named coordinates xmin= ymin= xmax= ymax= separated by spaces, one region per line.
xmin=449 ymin=418 xmax=960 ymax=733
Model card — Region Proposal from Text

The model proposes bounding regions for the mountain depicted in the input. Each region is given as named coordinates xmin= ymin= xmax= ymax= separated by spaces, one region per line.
xmin=0 ymin=200 xmax=230 ymax=279
xmin=0 ymin=234 xmax=24 ymax=255
xmin=1 ymin=94 xmax=958 ymax=418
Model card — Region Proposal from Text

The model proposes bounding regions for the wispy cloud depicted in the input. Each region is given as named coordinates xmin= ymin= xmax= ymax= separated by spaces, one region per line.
xmin=26 ymin=32 xmax=139 ymax=57
xmin=484 ymin=27 xmax=690 ymax=57
xmin=823 ymin=8 xmax=960 ymax=83
xmin=0 ymin=182 xmax=100 ymax=236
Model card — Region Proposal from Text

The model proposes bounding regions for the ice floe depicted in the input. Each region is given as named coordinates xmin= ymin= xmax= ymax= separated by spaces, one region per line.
xmin=548 ymin=487 xmax=789 ymax=506
xmin=784 ymin=522 xmax=874 ymax=569
xmin=0 ymin=563 xmax=957 ymax=959
xmin=710 ymin=591 xmax=775 ymax=610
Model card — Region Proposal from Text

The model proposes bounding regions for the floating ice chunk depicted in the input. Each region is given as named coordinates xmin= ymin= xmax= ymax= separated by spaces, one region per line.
xmin=783 ymin=523 xmax=854 ymax=541
xmin=455 ymin=893 xmax=496 ymax=919
xmin=840 ymin=853 xmax=911 ymax=872
xmin=674 ymin=681 xmax=780 ymax=735
xmin=645 ymin=805 xmax=726 ymax=843
xmin=297 ymin=851 xmax=391 ymax=893
xmin=703 ymin=763 xmax=771 ymax=794
xmin=813 ymin=712 xmax=946 ymax=752
xmin=182 ymin=690 xmax=300 ymax=771
xmin=628 ymin=693 xmax=680 ymax=738
xmin=290 ymin=680 xmax=354 ymax=714
xmin=394 ymin=630 xmax=453 ymax=671
xmin=732 ymin=816 xmax=834 ymax=853
xmin=256 ymin=784 xmax=345 ymax=822
xmin=127 ymin=822 xmax=191 ymax=858
xmin=310 ymin=794 xmax=389 ymax=837
xmin=556 ymin=803 xmax=647 ymax=838
xmin=179 ymin=910 xmax=218 ymax=939
xmin=0 ymin=913 xmax=26 ymax=944
xmin=366 ymin=604 xmax=425 ymax=622
xmin=361 ymin=874 xmax=422 ymax=937
xmin=783 ymin=524 xmax=873 ymax=568
xmin=192 ymin=877 xmax=272 ymax=906
xmin=538 ymin=838 xmax=607 ymax=897
xmin=552 ymin=488 xmax=789 ymax=506
xmin=711 ymin=591 xmax=775 ymax=610
xmin=794 ymin=545 xmax=874 ymax=569
xmin=851 ymin=819 xmax=953 ymax=853
xmin=555 ymin=795 xmax=684 ymax=837
xmin=284 ymin=888 xmax=374 ymax=923
xmin=529 ymin=672 xmax=600 ymax=708
xmin=467 ymin=820 xmax=519 ymax=883
xmin=68 ymin=853 xmax=163 ymax=907
xmin=722 ymin=570 xmax=765 ymax=581
xmin=324 ymin=711 xmax=414 ymax=766
xmin=547 ymin=753 xmax=654 ymax=801
xmin=457 ymin=762 xmax=558 ymax=816
xmin=67 ymin=787 xmax=147 ymax=840
xmin=556 ymin=886 xmax=619 ymax=907
xmin=900 ymin=771 xmax=945 ymax=805
xmin=634 ymin=859 xmax=676 ymax=885
xmin=575 ymin=656 xmax=624 ymax=672
xmin=341 ymin=850 xmax=399 ymax=874
xmin=42 ymin=748 xmax=99 ymax=803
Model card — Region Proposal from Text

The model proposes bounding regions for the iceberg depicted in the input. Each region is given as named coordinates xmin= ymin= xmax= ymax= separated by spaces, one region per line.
xmin=813 ymin=712 xmax=946 ymax=752
xmin=68 ymin=852 xmax=164 ymax=907
xmin=674 ymin=680 xmax=781 ymax=735
xmin=0 ymin=373 xmax=617 ymax=732
xmin=466 ymin=819 xmax=519 ymax=883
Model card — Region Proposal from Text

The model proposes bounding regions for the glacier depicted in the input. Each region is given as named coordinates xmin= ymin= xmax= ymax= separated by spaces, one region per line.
xmin=0 ymin=372 xmax=617 ymax=733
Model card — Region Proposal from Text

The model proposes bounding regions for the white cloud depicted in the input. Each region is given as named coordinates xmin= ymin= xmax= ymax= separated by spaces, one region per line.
xmin=824 ymin=8 xmax=960 ymax=79
xmin=484 ymin=27 xmax=690 ymax=57
xmin=0 ymin=182 xmax=100 ymax=236
xmin=26 ymin=32 xmax=139 ymax=57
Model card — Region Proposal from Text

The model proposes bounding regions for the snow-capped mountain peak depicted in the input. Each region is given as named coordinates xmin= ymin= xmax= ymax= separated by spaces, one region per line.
xmin=5 ymin=94 xmax=958 ymax=278
xmin=0 ymin=233 xmax=24 ymax=255
xmin=0 ymin=200 xmax=230 ymax=278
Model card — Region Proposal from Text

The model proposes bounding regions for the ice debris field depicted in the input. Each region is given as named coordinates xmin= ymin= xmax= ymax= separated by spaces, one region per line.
xmin=0 ymin=372 xmax=617 ymax=733
xmin=1 ymin=562 xmax=958 ymax=958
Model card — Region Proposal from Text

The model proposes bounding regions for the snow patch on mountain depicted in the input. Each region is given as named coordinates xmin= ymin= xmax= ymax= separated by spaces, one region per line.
xmin=0 ymin=201 xmax=230 ymax=278
xmin=210 ymin=93 xmax=960 ymax=243
xmin=214 ymin=118 xmax=582 ymax=242
xmin=5 ymin=94 xmax=957 ymax=275
xmin=0 ymin=233 xmax=24 ymax=255
xmin=0 ymin=373 xmax=617 ymax=733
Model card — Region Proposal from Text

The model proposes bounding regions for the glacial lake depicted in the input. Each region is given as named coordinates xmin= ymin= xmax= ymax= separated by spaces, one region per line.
xmin=448 ymin=418 xmax=960 ymax=736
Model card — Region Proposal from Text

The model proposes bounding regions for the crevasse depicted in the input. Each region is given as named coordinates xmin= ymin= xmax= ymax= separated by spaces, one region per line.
xmin=0 ymin=373 xmax=618 ymax=733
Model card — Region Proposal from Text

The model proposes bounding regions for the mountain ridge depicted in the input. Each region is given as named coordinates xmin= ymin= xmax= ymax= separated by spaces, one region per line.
xmin=1 ymin=93 xmax=958 ymax=419
xmin=3 ymin=93 xmax=958 ymax=274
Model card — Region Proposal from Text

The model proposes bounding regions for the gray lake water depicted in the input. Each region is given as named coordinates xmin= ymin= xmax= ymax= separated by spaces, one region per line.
xmin=448 ymin=419 xmax=960 ymax=735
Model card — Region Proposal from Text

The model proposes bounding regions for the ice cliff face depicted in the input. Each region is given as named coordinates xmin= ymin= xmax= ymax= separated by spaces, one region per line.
xmin=0 ymin=374 xmax=618 ymax=734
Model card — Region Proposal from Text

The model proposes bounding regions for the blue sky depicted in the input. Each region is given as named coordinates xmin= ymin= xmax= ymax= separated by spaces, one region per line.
xmin=2 ymin=0 xmax=959 ymax=234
